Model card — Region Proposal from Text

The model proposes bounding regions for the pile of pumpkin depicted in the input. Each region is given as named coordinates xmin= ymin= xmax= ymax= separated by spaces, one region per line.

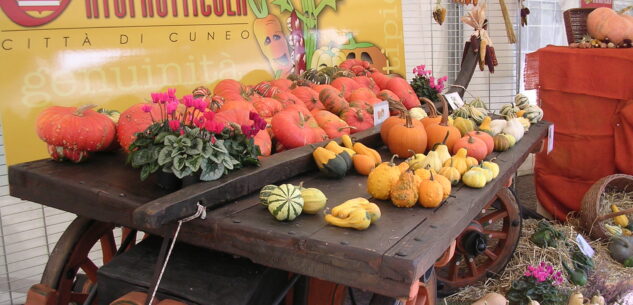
xmin=569 ymin=7 xmax=633 ymax=49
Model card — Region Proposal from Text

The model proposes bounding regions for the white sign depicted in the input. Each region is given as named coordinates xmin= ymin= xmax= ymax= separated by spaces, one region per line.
xmin=576 ymin=234 xmax=595 ymax=258
xmin=547 ymin=124 xmax=555 ymax=154
xmin=443 ymin=93 xmax=465 ymax=110
xmin=373 ymin=101 xmax=390 ymax=126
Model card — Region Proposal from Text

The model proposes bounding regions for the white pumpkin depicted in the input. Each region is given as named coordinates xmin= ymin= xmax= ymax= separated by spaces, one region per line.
xmin=489 ymin=119 xmax=508 ymax=136
xmin=503 ymin=118 xmax=524 ymax=141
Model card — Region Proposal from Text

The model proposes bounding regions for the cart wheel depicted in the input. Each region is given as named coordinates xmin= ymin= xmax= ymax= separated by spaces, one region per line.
xmin=40 ymin=217 xmax=140 ymax=304
xmin=436 ymin=188 xmax=522 ymax=296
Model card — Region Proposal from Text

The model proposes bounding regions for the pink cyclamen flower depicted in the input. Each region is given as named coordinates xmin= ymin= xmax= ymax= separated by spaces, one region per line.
xmin=194 ymin=117 xmax=205 ymax=128
xmin=196 ymin=99 xmax=209 ymax=111
xmin=166 ymin=101 xmax=178 ymax=115
xmin=167 ymin=88 xmax=177 ymax=98
xmin=182 ymin=95 xmax=194 ymax=108
xmin=141 ymin=104 xmax=153 ymax=113
xmin=151 ymin=93 xmax=160 ymax=103
xmin=168 ymin=120 xmax=180 ymax=131
xmin=203 ymin=110 xmax=215 ymax=121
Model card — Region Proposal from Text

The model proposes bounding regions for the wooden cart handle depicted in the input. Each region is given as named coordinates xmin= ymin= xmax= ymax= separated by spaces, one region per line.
xmin=597 ymin=207 xmax=633 ymax=222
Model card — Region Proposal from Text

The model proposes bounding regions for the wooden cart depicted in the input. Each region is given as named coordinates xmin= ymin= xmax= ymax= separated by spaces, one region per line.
xmin=8 ymin=119 xmax=549 ymax=305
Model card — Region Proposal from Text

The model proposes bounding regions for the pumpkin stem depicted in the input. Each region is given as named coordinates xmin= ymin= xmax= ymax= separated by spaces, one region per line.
xmin=387 ymin=99 xmax=407 ymax=117
xmin=438 ymin=94 xmax=449 ymax=126
xmin=389 ymin=154 xmax=399 ymax=166
xmin=74 ymin=104 xmax=97 ymax=116
xmin=298 ymin=111 xmax=305 ymax=128
xmin=299 ymin=181 xmax=304 ymax=189
xmin=468 ymin=135 xmax=476 ymax=144
xmin=337 ymin=126 xmax=357 ymax=132
xmin=429 ymin=171 xmax=435 ymax=181
xmin=441 ymin=130 xmax=450 ymax=145
xmin=419 ymin=97 xmax=438 ymax=117
xmin=404 ymin=114 xmax=414 ymax=128
xmin=355 ymin=109 xmax=364 ymax=121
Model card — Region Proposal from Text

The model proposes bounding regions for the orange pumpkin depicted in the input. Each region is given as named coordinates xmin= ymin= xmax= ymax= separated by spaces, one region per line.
xmin=453 ymin=135 xmax=488 ymax=162
xmin=213 ymin=79 xmax=254 ymax=101
xmin=36 ymin=104 xmax=116 ymax=155
xmin=117 ymin=103 xmax=162 ymax=152
xmin=319 ymin=88 xmax=350 ymax=114
xmin=425 ymin=96 xmax=461 ymax=152
xmin=420 ymin=97 xmax=442 ymax=129
xmin=387 ymin=114 xmax=428 ymax=158
xmin=220 ymin=100 xmax=256 ymax=113
xmin=467 ymin=131 xmax=494 ymax=155
xmin=587 ymin=7 xmax=633 ymax=44
xmin=291 ymin=86 xmax=324 ymax=111
xmin=418 ymin=173 xmax=444 ymax=208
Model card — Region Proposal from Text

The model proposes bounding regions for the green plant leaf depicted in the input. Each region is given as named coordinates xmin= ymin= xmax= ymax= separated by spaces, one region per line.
xmin=140 ymin=165 xmax=152 ymax=181
xmin=173 ymin=166 xmax=193 ymax=179
xmin=173 ymin=155 xmax=185 ymax=171
xmin=131 ymin=149 xmax=151 ymax=167
xmin=201 ymin=143 xmax=213 ymax=158
xmin=164 ymin=135 xmax=178 ymax=146
xmin=186 ymin=156 xmax=203 ymax=172
xmin=158 ymin=147 xmax=173 ymax=165
xmin=154 ymin=132 xmax=172 ymax=144
xmin=200 ymin=163 xmax=224 ymax=181
xmin=180 ymin=137 xmax=192 ymax=147
xmin=213 ymin=140 xmax=228 ymax=153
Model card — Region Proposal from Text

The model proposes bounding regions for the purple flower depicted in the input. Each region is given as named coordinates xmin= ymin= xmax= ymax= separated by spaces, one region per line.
xmin=168 ymin=120 xmax=180 ymax=132
xmin=141 ymin=104 xmax=153 ymax=113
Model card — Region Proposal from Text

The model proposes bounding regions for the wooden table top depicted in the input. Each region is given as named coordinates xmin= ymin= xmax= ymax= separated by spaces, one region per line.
xmin=9 ymin=122 xmax=550 ymax=299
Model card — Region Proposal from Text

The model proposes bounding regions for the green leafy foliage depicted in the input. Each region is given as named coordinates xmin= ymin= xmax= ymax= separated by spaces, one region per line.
xmin=410 ymin=75 xmax=441 ymax=104
xmin=128 ymin=122 xmax=261 ymax=182
xmin=507 ymin=276 xmax=568 ymax=305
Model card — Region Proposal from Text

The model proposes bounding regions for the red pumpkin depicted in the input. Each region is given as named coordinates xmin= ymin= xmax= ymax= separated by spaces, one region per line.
xmin=311 ymin=84 xmax=338 ymax=94
xmin=291 ymin=86 xmax=325 ymax=111
xmin=271 ymin=110 xmax=328 ymax=149
xmin=353 ymin=76 xmax=380 ymax=94
xmin=116 ymin=103 xmax=162 ymax=152
xmin=270 ymin=79 xmax=293 ymax=91
xmin=453 ymin=135 xmax=487 ymax=162
xmin=47 ymin=145 xmax=89 ymax=163
xmin=348 ymin=88 xmax=376 ymax=103
xmin=36 ymin=104 xmax=117 ymax=155
xmin=252 ymin=97 xmax=283 ymax=118
xmin=339 ymin=59 xmax=377 ymax=76
xmin=213 ymin=79 xmax=254 ymax=101
xmin=313 ymin=110 xmax=353 ymax=138
xmin=341 ymin=108 xmax=374 ymax=133
xmin=273 ymin=91 xmax=303 ymax=109
xmin=219 ymin=100 xmax=256 ymax=113
xmin=371 ymin=72 xmax=391 ymax=90
xmin=467 ymin=130 xmax=494 ymax=155
xmin=426 ymin=97 xmax=460 ymax=151
xmin=331 ymin=77 xmax=360 ymax=100
xmin=319 ymin=88 xmax=349 ymax=115
xmin=348 ymin=100 xmax=373 ymax=113
xmin=253 ymin=81 xmax=282 ymax=97
xmin=385 ymin=77 xmax=420 ymax=109
xmin=377 ymin=89 xmax=399 ymax=102
xmin=215 ymin=109 xmax=272 ymax=156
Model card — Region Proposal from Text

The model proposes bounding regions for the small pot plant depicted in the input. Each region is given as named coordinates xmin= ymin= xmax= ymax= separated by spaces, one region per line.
xmin=507 ymin=262 xmax=569 ymax=305
xmin=127 ymin=89 xmax=266 ymax=185
xmin=410 ymin=64 xmax=448 ymax=104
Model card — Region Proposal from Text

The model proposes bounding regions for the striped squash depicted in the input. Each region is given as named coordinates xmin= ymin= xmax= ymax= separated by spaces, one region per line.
xmin=259 ymin=184 xmax=278 ymax=206
xmin=514 ymin=93 xmax=530 ymax=109
xmin=267 ymin=184 xmax=304 ymax=221
xmin=523 ymin=105 xmax=544 ymax=123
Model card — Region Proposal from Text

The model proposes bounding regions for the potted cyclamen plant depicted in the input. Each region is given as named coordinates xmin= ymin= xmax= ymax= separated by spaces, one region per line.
xmin=127 ymin=89 xmax=266 ymax=190
xmin=506 ymin=262 xmax=569 ymax=305
xmin=410 ymin=64 xmax=448 ymax=104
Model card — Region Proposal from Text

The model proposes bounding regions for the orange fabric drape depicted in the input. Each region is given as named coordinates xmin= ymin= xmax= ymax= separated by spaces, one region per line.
xmin=525 ymin=46 xmax=633 ymax=221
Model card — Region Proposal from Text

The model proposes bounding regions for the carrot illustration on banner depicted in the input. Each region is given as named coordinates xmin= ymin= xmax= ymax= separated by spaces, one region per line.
xmin=272 ymin=0 xmax=339 ymax=70
xmin=247 ymin=0 xmax=293 ymax=78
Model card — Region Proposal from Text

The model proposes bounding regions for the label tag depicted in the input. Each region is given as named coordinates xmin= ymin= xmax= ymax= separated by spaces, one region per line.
xmin=443 ymin=93 xmax=465 ymax=110
xmin=547 ymin=124 xmax=555 ymax=154
xmin=576 ymin=234 xmax=595 ymax=257
xmin=373 ymin=101 xmax=390 ymax=126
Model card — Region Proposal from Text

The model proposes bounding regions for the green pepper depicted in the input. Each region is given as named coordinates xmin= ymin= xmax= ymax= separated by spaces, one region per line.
xmin=563 ymin=261 xmax=588 ymax=286
xmin=624 ymin=257 xmax=633 ymax=268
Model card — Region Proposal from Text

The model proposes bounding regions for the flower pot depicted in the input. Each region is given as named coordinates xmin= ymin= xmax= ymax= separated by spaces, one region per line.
xmin=156 ymin=172 xmax=181 ymax=191
xmin=181 ymin=173 xmax=201 ymax=188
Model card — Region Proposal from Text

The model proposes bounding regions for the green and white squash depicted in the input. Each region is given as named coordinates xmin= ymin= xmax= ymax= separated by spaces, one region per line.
xmin=469 ymin=98 xmax=488 ymax=110
xmin=259 ymin=184 xmax=278 ymax=206
xmin=469 ymin=107 xmax=487 ymax=125
xmin=524 ymin=105 xmax=544 ymax=123
xmin=499 ymin=103 xmax=520 ymax=117
xmin=452 ymin=106 xmax=471 ymax=119
xmin=267 ymin=184 xmax=304 ymax=221
xmin=514 ymin=93 xmax=530 ymax=109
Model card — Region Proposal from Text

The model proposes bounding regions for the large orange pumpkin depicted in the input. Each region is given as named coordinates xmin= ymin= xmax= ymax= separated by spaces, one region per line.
xmin=291 ymin=86 xmax=324 ymax=111
xmin=313 ymin=110 xmax=353 ymax=138
xmin=386 ymin=114 xmax=427 ymax=158
xmin=426 ymin=96 xmax=461 ymax=151
xmin=587 ymin=7 xmax=633 ymax=44
xmin=271 ymin=110 xmax=327 ymax=149
xmin=252 ymin=97 xmax=283 ymax=118
xmin=213 ymin=79 xmax=254 ymax=101
xmin=117 ymin=103 xmax=162 ymax=152
xmin=36 ymin=104 xmax=116 ymax=154
xmin=219 ymin=100 xmax=256 ymax=113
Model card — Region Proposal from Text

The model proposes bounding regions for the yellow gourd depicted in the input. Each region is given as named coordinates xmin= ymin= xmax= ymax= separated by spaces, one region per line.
xmin=453 ymin=117 xmax=475 ymax=136
xmin=433 ymin=173 xmax=452 ymax=200
xmin=367 ymin=155 xmax=401 ymax=200
xmin=418 ymin=173 xmax=444 ymax=208
xmin=325 ymin=140 xmax=356 ymax=157
xmin=414 ymin=166 xmax=437 ymax=181
xmin=471 ymin=166 xmax=493 ymax=183
xmin=330 ymin=197 xmax=381 ymax=223
xmin=482 ymin=160 xmax=499 ymax=179
xmin=390 ymin=170 xmax=419 ymax=208
xmin=611 ymin=204 xmax=630 ymax=227
xmin=462 ymin=168 xmax=487 ymax=188
xmin=433 ymin=136 xmax=452 ymax=164
xmin=300 ymin=185 xmax=328 ymax=214
xmin=438 ymin=164 xmax=461 ymax=186
xmin=342 ymin=134 xmax=354 ymax=149
xmin=444 ymin=148 xmax=469 ymax=175
xmin=568 ymin=293 xmax=584 ymax=305
xmin=353 ymin=142 xmax=382 ymax=165
xmin=479 ymin=116 xmax=492 ymax=133
xmin=466 ymin=156 xmax=478 ymax=169
xmin=406 ymin=150 xmax=427 ymax=170
xmin=325 ymin=207 xmax=372 ymax=230
xmin=398 ymin=161 xmax=410 ymax=173
xmin=420 ymin=150 xmax=443 ymax=172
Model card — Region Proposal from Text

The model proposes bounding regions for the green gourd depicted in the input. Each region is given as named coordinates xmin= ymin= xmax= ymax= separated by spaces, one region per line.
xmin=267 ymin=184 xmax=304 ymax=221
xmin=259 ymin=185 xmax=278 ymax=206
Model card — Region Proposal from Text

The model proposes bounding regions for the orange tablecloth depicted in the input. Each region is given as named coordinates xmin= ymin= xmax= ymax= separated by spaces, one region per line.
xmin=525 ymin=46 xmax=633 ymax=221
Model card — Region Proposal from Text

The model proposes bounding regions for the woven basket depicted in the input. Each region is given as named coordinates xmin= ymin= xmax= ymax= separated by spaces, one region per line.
xmin=580 ymin=174 xmax=633 ymax=240
xmin=563 ymin=8 xmax=595 ymax=44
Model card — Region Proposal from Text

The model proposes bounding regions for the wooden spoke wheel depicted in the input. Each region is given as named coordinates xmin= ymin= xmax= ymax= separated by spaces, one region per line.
xmin=40 ymin=217 xmax=141 ymax=305
xmin=436 ymin=188 xmax=522 ymax=296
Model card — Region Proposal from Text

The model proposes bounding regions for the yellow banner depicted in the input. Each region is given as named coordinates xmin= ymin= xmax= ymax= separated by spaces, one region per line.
xmin=0 ymin=0 xmax=404 ymax=165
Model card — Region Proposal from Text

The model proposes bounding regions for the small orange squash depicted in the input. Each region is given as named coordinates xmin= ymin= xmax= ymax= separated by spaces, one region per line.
xmin=433 ymin=173 xmax=452 ymax=200
xmin=418 ymin=173 xmax=444 ymax=208
xmin=353 ymin=154 xmax=376 ymax=176
xmin=390 ymin=170 xmax=419 ymax=208
xmin=426 ymin=95 xmax=461 ymax=152
xmin=453 ymin=135 xmax=488 ymax=162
